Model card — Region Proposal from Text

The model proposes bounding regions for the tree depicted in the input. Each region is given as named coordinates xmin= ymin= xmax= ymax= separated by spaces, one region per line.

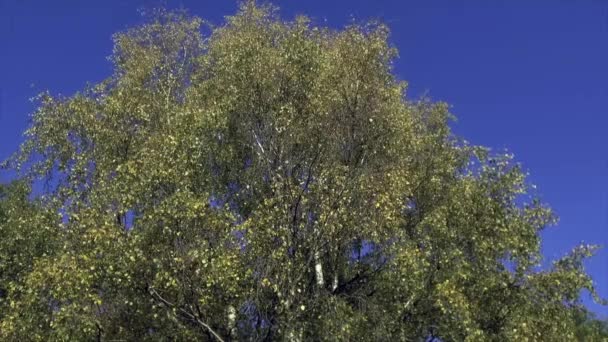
xmin=0 ymin=2 xmax=604 ymax=341
xmin=0 ymin=180 xmax=61 ymax=321
xmin=573 ymin=309 xmax=608 ymax=340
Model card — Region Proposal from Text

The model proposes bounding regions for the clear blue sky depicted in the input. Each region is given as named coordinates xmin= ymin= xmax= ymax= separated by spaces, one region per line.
xmin=1 ymin=0 xmax=607 ymax=316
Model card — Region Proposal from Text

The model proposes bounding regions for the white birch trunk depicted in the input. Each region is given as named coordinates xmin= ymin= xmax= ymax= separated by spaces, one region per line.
xmin=314 ymin=250 xmax=324 ymax=287
xmin=332 ymin=273 xmax=338 ymax=292
xmin=227 ymin=305 xmax=237 ymax=340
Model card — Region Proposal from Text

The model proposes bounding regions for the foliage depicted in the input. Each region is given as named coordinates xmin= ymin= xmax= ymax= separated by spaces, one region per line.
xmin=0 ymin=2 xmax=605 ymax=341
xmin=574 ymin=309 xmax=608 ymax=340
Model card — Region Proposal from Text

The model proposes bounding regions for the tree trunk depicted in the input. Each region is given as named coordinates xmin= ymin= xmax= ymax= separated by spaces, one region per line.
xmin=314 ymin=251 xmax=324 ymax=287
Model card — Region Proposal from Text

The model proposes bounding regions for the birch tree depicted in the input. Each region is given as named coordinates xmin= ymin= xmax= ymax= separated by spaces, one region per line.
xmin=0 ymin=2 xmax=605 ymax=341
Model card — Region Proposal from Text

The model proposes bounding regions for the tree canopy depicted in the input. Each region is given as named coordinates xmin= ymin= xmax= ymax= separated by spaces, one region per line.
xmin=0 ymin=2 xmax=605 ymax=341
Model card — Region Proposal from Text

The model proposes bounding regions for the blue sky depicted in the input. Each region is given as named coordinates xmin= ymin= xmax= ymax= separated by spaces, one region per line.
xmin=1 ymin=0 xmax=607 ymax=316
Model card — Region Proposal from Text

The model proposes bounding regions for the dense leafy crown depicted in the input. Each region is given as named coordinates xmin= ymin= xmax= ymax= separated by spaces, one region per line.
xmin=0 ymin=2 xmax=605 ymax=341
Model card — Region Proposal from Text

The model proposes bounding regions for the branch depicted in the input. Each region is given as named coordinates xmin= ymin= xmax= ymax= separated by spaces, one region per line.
xmin=149 ymin=287 xmax=226 ymax=342
xmin=332 ymin=258 xmax=387 ymax=296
